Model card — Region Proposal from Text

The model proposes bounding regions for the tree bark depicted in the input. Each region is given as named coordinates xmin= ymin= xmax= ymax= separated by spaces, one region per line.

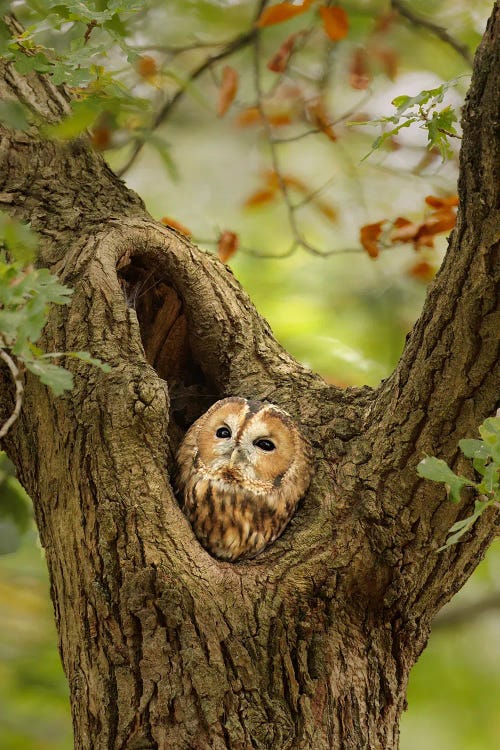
xmin=0 ymin=5 xmax=499 ymax=749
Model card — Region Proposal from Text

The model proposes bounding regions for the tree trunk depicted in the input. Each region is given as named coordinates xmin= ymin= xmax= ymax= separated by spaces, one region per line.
xmin=0 ymin=6 xmax=499 ymax=749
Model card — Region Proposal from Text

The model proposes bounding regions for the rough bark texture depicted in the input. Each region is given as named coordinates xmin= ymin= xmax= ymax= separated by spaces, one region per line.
xmin=0 ymin=6 xmax=499 ymax=750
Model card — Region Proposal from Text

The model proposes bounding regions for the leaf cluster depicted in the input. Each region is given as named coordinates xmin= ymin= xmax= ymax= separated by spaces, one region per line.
xmin=417 ymin=417 xmax=500 ymax=550
xmin=360 ymin=79 xmax=461 ymax=160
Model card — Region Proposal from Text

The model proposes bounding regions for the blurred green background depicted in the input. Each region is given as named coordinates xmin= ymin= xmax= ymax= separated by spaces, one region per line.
xmin=1 ymin=1 xmax=499 ymax=748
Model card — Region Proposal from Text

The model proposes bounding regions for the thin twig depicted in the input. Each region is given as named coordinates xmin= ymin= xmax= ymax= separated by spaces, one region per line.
xmin=0 ymin=348 xmax=24 ymax=440
xmin=118 ymin=0 xmax=270 ymax=177
xmin=274 ymin=89 xmax=373 ymax=144
xmin=117 ymin=29 xmax=256 ymax=177
xmin=391 ymin=0 xmax=473 ymax=66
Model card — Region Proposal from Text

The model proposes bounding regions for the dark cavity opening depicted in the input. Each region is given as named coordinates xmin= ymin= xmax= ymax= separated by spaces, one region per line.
xmin=117 ymin=256 xmax=220 ymax=438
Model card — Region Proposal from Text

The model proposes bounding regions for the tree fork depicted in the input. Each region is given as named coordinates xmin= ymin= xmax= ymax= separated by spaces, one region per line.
xmin=0 ymin=5 xmax=499 ymax=749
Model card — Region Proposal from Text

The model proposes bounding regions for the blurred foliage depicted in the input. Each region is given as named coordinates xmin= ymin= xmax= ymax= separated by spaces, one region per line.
xmin=0 ymin=1 xmax=498 ymax=749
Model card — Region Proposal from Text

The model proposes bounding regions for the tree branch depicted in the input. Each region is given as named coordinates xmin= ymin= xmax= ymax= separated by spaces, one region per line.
xmin=391 ymin=0 xmax=474 ymax=65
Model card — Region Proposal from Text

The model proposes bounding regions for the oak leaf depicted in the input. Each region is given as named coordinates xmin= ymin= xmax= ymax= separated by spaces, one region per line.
xmin=319 ymin=6 xmax=349 ymax=41
xmin=360 ymin=221 xmax=385 ymax=258
xmin=349 ymin=48 xmax=370 ymax=90
xmin=425 ymin=195 xmax=459 ymax=209
xmin=408 ymin=260 xmax=436 ymax=283
xmin=161 ymin=217 xmax=192 ymax=237
xmin=218 ymin=231 xmax=239 ymax=263
xmin=257 ymin=0 xmax=313 ymax=28
xmin=267 ymin=33 xmax=298 ymax=73
xmin=244 ymin=189 xmax=278 ymax=208
xmin=137 ymin=55 xmax=158 ymax=79
xmin=217 ymin=66 xmax=239 ymax=117
xmin=306 ymin=98 xmax=337 ymax=140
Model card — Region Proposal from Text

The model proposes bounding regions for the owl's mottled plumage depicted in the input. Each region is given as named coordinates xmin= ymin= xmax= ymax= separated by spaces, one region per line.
xmin=176 ymin=397 xmax=313 ymax=561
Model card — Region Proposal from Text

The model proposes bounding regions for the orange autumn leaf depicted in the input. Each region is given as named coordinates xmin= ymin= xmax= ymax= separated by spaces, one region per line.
xmin=319 ymin=6 xmax=349 ymax=41
xmin=408 ymin=260 xmax=436 ymax=283
xmin=360 ymin=220 xmax=385 ymax=259
xmin=349 ymin=48 xmax=370 ymax=90
xmin=257 ymin=0 xmax=313 ymax=28
xmin=267 ymin=112 xmax=294 ymax=126
xmin=419 ymin=208 xmax=457 ymax=236
xmin=137 ymin=55 xmax=158 ymax=79
xmin=264 ymin=169 xmax=309 ymax=194
xmin=217 ymin=66 xmax=239 ymax=117
xmin=306 ymin=98 xmax=337 ymax=141
xmin=235 ymin=107 xmax=262 ymax=127
xmin=161 ymin=216 xmax=192 ymax=237
xmin=244 ymin=188 xmax=278 ymax=208
xmin=267 ymin=33 xmax=298 ymax=73
xmin=218 ymin=230 xmax=239 ymax=263
xmin=425 ymin=195 xmax=459 ymax=209
xmin=235 ymin=107 xmax=293 ymax=128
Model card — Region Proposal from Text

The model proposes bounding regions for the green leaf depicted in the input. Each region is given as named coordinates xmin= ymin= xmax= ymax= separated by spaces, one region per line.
xmin=14 ymin=51 xmax=52 ymax=75
xmin=459 ymin=438 xmax=491 ymax=460
xmin=417 ymin=456 xmax=474 ymax=503
xmin=479 ymin=417 xmax=500 ymax=462
xmin=477 ymin=463 xmax=500 ymax=494
xmin=438 ymin=499 xmax=492 ymax=551
xmin=25 ymin=360 xmax=74 ymax=395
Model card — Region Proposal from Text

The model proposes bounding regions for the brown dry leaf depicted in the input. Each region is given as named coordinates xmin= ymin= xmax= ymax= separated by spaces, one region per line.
xmin=267 ymin=33 xmax=298 ymax=73
xmin=161 ymin=216 xmax=192 ymax=237
xmin=137 ymin=55 xmax=158 ymax=79
xmin=217 ymin=66 xmax=239 ymax=117
xmin=425 ymin=195 xmax=459 ymax=209
xmin=244 ymin=188 xmax=278 ymax=208
xmin=91 ymin=125 xmax=112 ymax=151
xmin=408 ymin=260 xmax=436 ymax=283
xmin=360 ymin=221 xmax=385 ymax=259
xmin=319 ymin=6 xmax=349 ymax=41
xmin=306 ymin=98 xmax=337 ymax=141
xmin=349 ymin=48 xmax=370 ymax=90
xmin=218 ymin=231 xmax=239 ymax=263
xmin=257 ymin=0 xmax=313 ymax=28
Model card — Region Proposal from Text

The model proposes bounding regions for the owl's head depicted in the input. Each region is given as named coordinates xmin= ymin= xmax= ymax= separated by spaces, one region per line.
xmin=178 ymin=397 xmax=313 ymax=493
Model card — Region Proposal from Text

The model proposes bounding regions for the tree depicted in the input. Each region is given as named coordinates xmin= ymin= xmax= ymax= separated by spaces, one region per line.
xmin=0 ymin=2 xmax=498 ymax=748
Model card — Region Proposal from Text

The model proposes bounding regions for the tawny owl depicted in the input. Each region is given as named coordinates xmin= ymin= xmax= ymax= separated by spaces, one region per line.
xmin=176 ymin=397 xmax=313 ymax=562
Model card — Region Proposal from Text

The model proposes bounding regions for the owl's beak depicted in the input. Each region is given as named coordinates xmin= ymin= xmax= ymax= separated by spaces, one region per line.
xmin=229 ymin=448 xmax=244 ymax=467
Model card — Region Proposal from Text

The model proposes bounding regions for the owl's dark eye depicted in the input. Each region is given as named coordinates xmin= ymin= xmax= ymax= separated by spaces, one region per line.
xmin=254 ymin=439 xmax=275 ymax=452
xmin=216 ymin=426 xmax=231 ymax=439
